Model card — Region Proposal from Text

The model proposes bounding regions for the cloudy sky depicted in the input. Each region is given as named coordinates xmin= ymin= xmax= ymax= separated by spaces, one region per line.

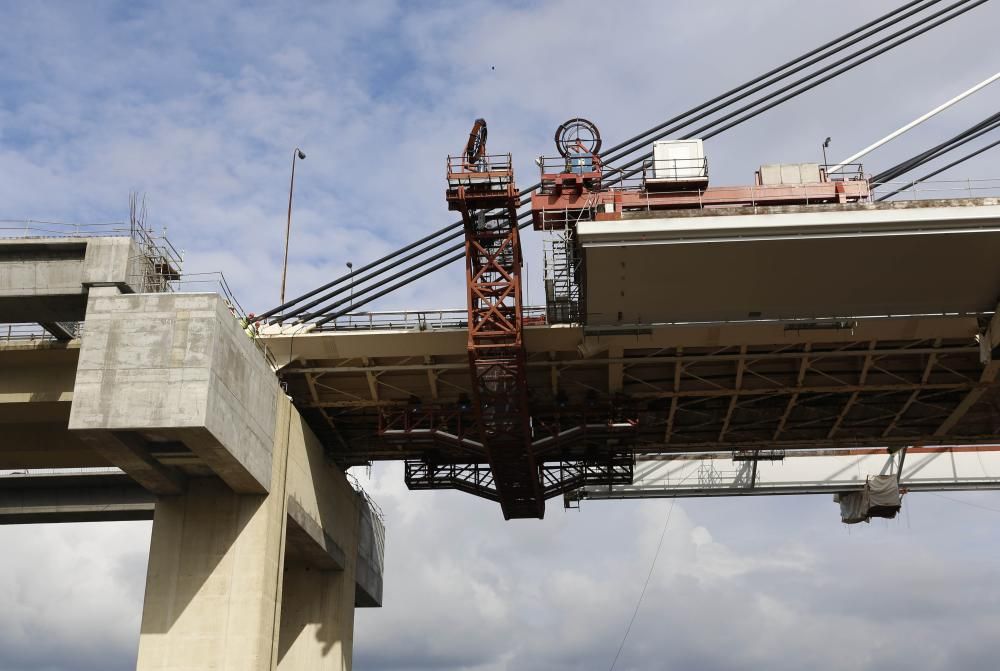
xmin=3 ymin=0 xmax=1000 ymax=669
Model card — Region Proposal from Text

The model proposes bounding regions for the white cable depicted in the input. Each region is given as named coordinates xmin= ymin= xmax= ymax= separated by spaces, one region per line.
xmin=829 ymin=69 xmax=1000 ymax=173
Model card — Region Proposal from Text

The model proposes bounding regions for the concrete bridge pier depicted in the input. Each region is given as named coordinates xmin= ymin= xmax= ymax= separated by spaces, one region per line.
xmin=63 ymin=292 xmax=387 ymax=671
xmin=1 ymin=237 xmax=384 ymax=671
xmin=136 ymin=395 xmax=364 ymax=670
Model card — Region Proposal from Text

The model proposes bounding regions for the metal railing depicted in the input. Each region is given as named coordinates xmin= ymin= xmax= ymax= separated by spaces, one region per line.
xmin=872 ymin=177 xmax=1000 ymax=201
xmin=643 ymin=156 xmax=709 ymax=183
xmin=309 ymin=306 xmax=549 ymax=332
xmin=1 ymin=323 xmax=79 ymax=343
xmin=536 ymin=154 xmax=601 ymax=177
xmin=446 ymin=153 xmax=513 ymax=177
xmin=0 ymin=467 xmax=123 ymax=477
xmin=176 ymin=272 xmax=250 ymax=318
xmin=0 ymin=220 xmax=133 ymax=239
xmin=822 ymin=163 xmax=866 ymax=182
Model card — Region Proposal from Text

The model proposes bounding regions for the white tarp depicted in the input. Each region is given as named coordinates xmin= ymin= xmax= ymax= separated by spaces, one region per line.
xmin=835 ymin=474 xmax=902 ymax=524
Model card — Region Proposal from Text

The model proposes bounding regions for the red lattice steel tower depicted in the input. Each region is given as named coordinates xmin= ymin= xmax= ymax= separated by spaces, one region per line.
xmin=445 ymin=119 xmax=543 ymax=519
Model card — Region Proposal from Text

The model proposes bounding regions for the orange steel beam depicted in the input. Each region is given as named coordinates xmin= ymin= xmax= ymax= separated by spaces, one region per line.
xmin=531 ymin=180 xmax=871 ymax=229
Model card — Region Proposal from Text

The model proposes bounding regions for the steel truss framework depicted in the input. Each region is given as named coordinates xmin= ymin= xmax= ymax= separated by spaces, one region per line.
xmin=287 ymin=331 xmax=1000 ymax=463
xmin=434 ymin=144 xmax=637 ymax=518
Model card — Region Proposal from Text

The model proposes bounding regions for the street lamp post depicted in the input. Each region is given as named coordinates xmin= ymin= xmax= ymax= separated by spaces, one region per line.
xmin=280 ymin=147 xmax=306 ymax=305
xmin=346 ymin=261 xmax=354 ymax=307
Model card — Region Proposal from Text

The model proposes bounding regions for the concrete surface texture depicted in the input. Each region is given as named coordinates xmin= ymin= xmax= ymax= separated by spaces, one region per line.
xmin=0 ymin=471 xmax=154 ymax=523
xmin=0 ymin=340 xmax=106 ymax=469
xmin=136 ymin=394 xmax=369 ymax=671
xmin=1 ymin=247 xmax=385 ymax=670
xmin=0 ymin=236 xmax=143 ymax=323
xmin=68 ymin=291 xmax=279 ymax=493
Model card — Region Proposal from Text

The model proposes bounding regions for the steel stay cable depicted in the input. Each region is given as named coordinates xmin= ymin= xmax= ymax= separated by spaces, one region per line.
xmin=605 ymin=0 xmax=987 ymax=174
xmin=876 ymin=133 xmax=1000 ymax=200
xmin=293 ymin=198 xmax=531 ymax=321
xmin=873 ymin=110 xmax=1000 ymax=183
xmin=607 ymin=501 xmax=676 ymax=671
xmin=596 ymin=0 xmax=938 ymax=159
xmin=515 ymin=0 xmax=989 ymax=223
xmin=559 ymin=0 xmax=990 ymax=201
xmin=311 ymin=0 xmax=985 ymax=328
xmin=256 ymin=219 xmax=463 ymax=321
xmin=875 ymin=112 xmax=1000 ymax=182
xmin=598 ymin=0 xmax=946 ymax=167
xmin=264 ymin=0 xmax=947 ymax=321
xmin=312 ymin=253 xmax=466 ymax=326
xmin=277 ymin=0 xmax=963 ymax=322
xmin=876 ymin=117 xmax=1000 ymax=185
xmin=303 ymin=0 xmax=988 ymax=324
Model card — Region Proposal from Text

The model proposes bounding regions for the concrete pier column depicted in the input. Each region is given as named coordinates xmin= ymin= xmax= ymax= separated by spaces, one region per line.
xmin=135 ymin=478 xmax=287 ymax=670
xmin=134 ymin=386 xmax=292 ymax=671
xmin=133 ymin=392 xmax=377 ymax=671
xmin=277 ymin=563 xmax=356 ymax=670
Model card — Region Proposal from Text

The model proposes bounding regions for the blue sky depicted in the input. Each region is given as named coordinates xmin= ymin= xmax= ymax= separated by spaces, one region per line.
xmin=3 ymin=1 xmax=1000 ymax=670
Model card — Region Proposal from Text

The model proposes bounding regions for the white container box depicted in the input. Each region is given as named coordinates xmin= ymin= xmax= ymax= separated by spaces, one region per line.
xmin=758 ymin=163 xmax=823 ymax=185
xmin=652 ymin=139 xmax=707 ymax=181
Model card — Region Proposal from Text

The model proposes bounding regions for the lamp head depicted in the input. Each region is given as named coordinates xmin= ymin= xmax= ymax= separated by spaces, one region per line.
xmin=823 ymin=137 xmax=831 ymax=148
xmin=346 ymin=262 xmax=353 ymax=270
xmin=296 ymin=149 xmax=306 ymax=160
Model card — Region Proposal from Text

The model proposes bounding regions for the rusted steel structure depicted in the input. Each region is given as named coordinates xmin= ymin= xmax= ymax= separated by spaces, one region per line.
xmin=383 ymin=120 xmax=634 ymax=519
xmin=531 ymin=120 xmax=871 ymax=231
xmin=446 ymin=119 xmax=541 ymax=518
xmin=264 ymin=117 xmax=1000 ymax=520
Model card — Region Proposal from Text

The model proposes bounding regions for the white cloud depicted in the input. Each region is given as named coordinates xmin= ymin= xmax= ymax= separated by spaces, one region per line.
xmin=0 ymin=522 xmax=149 ymax=671
xmin=4 ymin=1 xmax=1000 ymax=669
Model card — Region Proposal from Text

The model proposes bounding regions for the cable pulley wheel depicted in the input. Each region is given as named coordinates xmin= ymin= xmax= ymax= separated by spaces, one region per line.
xmin=465 ymin=118 xmax=488 ymax=165
xmin=554 ymin=117 xmax=601 ymax=158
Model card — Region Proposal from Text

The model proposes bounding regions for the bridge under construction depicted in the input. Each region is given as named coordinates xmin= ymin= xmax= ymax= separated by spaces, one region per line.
xmin=3 ymin=0 xmax=1000 ymax=668
xmin=262 ymin=115 xmax=1000 ymax=521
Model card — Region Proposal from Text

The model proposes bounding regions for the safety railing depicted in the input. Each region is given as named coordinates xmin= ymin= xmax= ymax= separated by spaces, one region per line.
xmin=0 ymin=467 xmax=124 ymax=477
xmin=310 ymin=305 xmax=549 ymax=331
xmin=346 ymin=472 xmax=387 ymax=524
xmin=821 ymin=163 xmax=867 ymax=182
xmin=642 ymin=156 xmax=709 ymax=183
xmin=872 ymin=177 xmax=1000 ymax=201
xmin=0 ymin=323 xmax=81 ymax=343
xmin=536 ymin=154 xmax=602 ymax=176
xmin=0 ymin=220 xmax=134 ymax=239
xmin=175 ymin=272 xmax=250 ymax=318
xmin=446 ymin=153 xmax=513 ymax=177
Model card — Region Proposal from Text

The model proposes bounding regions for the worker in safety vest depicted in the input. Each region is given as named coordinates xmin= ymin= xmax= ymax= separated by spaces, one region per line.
xmin=240 ymin=313 xmax=258 ymax=340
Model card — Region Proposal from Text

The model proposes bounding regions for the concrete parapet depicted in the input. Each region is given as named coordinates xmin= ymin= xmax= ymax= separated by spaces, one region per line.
xmin=68 ymin=292 xmax=278 ymax=493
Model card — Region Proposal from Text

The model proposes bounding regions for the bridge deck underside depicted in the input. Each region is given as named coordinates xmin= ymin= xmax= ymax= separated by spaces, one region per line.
xmin=280 ymin=332 xmax=1000 ymax=466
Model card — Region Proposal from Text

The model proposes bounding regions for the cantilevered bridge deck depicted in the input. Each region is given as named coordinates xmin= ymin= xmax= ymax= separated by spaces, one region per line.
xmin=265 ymin=313 xmax=1000 ymax=465
xmin=264 ymin=198 xmax=1000 ymax=472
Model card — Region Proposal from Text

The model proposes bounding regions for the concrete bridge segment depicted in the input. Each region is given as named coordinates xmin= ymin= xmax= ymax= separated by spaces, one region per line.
xmin=0 ymin=246 xmax=385 ymax=671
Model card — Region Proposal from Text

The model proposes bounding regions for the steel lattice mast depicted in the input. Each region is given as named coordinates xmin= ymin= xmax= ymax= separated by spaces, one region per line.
xmin=446 ymin=120 xmax=543 ymax=518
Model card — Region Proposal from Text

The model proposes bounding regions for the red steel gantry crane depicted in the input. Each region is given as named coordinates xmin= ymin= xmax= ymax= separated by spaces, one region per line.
xmin=387 ymin=119 xmax=634 ymax=519
xmin=446 ymin=119 xmax=542 ymax=519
